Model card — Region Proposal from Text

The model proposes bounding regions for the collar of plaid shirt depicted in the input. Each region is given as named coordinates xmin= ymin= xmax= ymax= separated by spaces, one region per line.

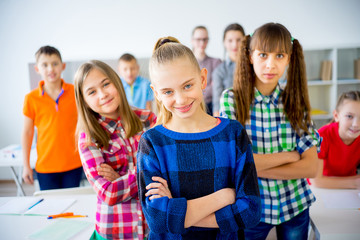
xmin=254 ymin=83 xmax=281 ymax=105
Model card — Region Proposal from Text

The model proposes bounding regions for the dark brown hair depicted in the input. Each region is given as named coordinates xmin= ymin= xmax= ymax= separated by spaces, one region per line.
xmin=35 ymin=45 xmax=62 ymax=63
xmin=233 ymin=22 xmax=311 ymax=134
xmin=223 ymin=23 xmax=245 ymax=40
xmin=118 ymin=53 xmax=137 ymax=63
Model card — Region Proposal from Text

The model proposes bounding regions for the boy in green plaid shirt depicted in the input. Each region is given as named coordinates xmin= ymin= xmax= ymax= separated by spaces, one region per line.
xmin=220 ymin=23 xmax=320 ymax=240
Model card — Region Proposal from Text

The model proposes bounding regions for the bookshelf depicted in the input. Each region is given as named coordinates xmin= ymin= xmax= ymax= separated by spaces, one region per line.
xmin=304 ymin=46 xmax=360 ymax=128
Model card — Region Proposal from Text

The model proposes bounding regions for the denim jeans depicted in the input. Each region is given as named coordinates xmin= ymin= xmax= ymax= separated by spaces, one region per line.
xmin=244 ymin=208 xmax=310 ymax=240
xmin=36 ymin=167 xmax=83 ymax=190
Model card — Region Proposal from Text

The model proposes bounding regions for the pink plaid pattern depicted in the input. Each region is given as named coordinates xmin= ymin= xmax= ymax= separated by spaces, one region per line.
xmin=79 ymin=109 xmax=156 ymax=239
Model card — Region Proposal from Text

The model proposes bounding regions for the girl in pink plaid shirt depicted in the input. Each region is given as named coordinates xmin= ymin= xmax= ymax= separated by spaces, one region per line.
xmin=74 ymin=60 xmax=157 ymax=240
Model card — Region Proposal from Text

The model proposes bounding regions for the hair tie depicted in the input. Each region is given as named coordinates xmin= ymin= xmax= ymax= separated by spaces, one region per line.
xmin=159 ymin=39 xmax=172 ymax=48
xmin=291 ymin=37 xmax=295 ymax=43
xmin=250 ymin=33 xmax=253 ymax=37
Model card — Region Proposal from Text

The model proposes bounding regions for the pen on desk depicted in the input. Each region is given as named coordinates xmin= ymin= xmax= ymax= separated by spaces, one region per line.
xmin=48 ymin=212 xmax=74 ymax=219
xmin=28 ymin=198 xmax=44 ymax=210
xmin=61 ymin=215 xmax=88 ymax=218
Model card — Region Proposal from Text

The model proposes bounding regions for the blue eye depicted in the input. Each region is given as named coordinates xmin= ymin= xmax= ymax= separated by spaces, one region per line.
xmin=184 ymin=84 xmax=192 ymax=90
xmin=88 ymin=90 xmax=95 ymax=95
xmin=164 ymin=90 xmax=173 ymax=95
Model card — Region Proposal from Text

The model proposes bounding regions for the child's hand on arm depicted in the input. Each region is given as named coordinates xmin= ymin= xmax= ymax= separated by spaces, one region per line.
xmin=97 ymin=163 xmax=120 ymax=182
xmin=184 ymin=188 xmax=236 ymax=228
xmin=145 ymin=175 xmax=236 ymax=228
xmin=145 ymin=176 xmax=172 ymax=200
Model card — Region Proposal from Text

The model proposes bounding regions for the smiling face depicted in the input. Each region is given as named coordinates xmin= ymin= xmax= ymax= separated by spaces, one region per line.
xmin=151 ymin=57 xmax=207 ymax=121
xmin=82 ymin=68 xmax=121 ymax=120
xmin=35 ymin=54 xmax=65 ymax=83
xmin=250 ymin=49 xmax=290 ymax=95
xmin=224 ymin=30 xmax=244 ymax=61
xmin=334 ymin=99 xmax=360 ymax=144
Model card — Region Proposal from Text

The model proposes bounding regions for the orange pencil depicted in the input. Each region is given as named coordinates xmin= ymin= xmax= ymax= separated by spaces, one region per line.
xmin=61 ymin=215 xmax=88 ymax=218
xmin=47 ymin=212 xmax=74 ymax=219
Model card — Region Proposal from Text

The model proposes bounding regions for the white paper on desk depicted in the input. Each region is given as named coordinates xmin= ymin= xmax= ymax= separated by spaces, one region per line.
xmin=28 ymin=219 xmax=92 ymax=240
xmin=0 ymin=197 xmax=42 ymax=214
xmin=25 ymin=198 xmax=76 ymax=215
xmin=321 ymin=192 xmax=360 ymax=209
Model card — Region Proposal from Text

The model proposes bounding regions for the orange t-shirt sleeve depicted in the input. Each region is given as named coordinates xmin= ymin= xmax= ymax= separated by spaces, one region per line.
xmin=23 ymin=94 xmax=35 ymax=120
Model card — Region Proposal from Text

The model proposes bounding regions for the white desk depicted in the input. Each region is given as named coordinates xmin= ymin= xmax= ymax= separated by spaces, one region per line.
xmin=0 ymin=194 xmax=97 ymax=240
xmin=0 ymin=144 xmax=37 ymax=196
xmin=310 ymin=186 xmax=360 ymax=240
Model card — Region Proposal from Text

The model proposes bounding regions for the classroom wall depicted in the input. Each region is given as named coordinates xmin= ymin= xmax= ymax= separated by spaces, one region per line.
xmin=0 ymin=0 xmax=359 ymax=178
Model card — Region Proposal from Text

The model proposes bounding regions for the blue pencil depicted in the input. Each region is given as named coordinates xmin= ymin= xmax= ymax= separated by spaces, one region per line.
xmin=28 ymin=199 xmax=44 ymax=210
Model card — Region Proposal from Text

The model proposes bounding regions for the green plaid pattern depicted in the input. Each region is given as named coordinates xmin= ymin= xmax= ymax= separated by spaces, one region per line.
xmin=220 ymin=84 xmax=319 ymax=224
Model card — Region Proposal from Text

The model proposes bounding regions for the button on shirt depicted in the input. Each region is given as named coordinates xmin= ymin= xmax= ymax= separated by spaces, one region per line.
xmin=220 ymin=84 xmax=320 ymax=225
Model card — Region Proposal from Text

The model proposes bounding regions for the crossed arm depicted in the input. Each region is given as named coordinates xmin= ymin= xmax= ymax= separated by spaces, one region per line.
xmin=97 ymin=166 xmax=236 ymax=229
xmin=255 ymin=146 xmax=318 ymax=180
xmin=145 ymin=176 xmax=235 ymax=228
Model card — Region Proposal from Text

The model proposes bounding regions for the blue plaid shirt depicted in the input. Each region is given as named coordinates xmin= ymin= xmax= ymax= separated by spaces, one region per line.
xmin=220 ymin=84 xmax=319 ymax=224
xmin=137 ymin=118 xmax=261 ymax=239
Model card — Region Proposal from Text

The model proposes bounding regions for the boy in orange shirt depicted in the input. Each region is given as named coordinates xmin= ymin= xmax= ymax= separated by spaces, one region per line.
xmin=22 ymin=46 xmax=82 ymax=190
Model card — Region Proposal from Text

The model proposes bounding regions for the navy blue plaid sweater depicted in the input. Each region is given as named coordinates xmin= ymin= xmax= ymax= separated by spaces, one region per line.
xmin=137 ymin=118 xmax=261 ymax=240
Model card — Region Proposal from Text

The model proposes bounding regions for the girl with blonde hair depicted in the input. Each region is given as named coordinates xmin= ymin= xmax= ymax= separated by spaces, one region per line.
xmin=137 ymin=37 xmax=261 ymax=239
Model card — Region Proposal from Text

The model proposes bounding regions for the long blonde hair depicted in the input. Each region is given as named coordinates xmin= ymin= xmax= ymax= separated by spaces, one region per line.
xmin=149 ymin=36 xmax=205 ymax=125
xmin=74 ymin=60 xmax=143 ymax=148
xmin=233 ymin=22 xmax=311 ymax=134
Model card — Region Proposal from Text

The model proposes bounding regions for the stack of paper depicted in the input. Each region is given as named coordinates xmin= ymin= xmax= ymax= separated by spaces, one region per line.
xmin=0 ymin=198 xmax=76 ymax=215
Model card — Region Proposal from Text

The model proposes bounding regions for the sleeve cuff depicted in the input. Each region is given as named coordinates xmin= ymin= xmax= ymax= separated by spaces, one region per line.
xmin=215 ymin=204 xmax=238 ymax=233
xmin=167 ymin=197 xmax=188 ymax=234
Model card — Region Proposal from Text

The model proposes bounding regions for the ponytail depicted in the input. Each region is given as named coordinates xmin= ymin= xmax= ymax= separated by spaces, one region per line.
xmin=233 ymin=35 xmax=255 ymax=125
xmin=283 ymin=39 xmax=312 ymax=134
xmin=149 ymin=36 xmax=204 ymax=126
xmin=153 ymin=36 xmax=180 ymax=52
xmin=233 ymin=23 xmax=313 ymax=134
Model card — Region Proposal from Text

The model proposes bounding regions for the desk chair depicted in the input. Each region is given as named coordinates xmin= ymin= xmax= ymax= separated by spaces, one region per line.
xmin=33 ymin=186 xmax=95 ymax=196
